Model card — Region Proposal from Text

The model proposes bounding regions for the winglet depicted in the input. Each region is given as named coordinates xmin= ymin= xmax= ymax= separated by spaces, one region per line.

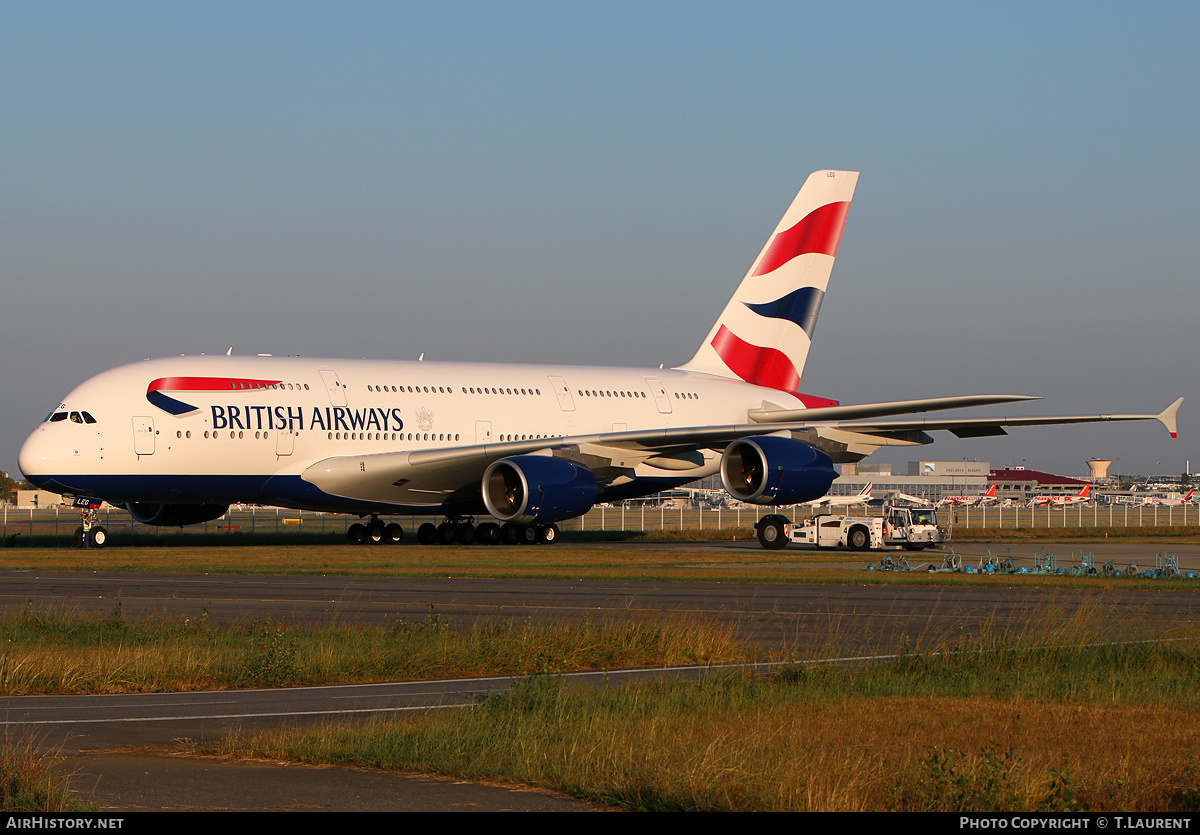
xmin=1157 ymin=397 xmax=1184 ymax=438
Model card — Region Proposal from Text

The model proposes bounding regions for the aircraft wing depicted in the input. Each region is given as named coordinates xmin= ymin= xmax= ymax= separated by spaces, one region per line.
xmin=814 ymin=396 xmax=1184 ymax=439
xmin=300 ymin=397 xmax=1182 ymax=507
xmin=747 ymin=394 xmax=1040 ymax=423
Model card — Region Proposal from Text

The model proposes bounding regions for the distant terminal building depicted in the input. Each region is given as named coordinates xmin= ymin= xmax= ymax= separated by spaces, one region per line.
xmin=989 ymin=468 xmax=1088 ymax=502
xmin=826 ymin=461 xmax=988 ymax=504
xmin=666 ymin=461 xmax=1086 ymax=507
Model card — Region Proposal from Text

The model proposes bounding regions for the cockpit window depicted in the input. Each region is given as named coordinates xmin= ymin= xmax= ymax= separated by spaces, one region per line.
xmin=44 ymin=410 xmax=96 ymax=424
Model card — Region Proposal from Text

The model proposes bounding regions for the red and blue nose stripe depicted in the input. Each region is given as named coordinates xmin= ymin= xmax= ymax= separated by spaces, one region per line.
xmin=146 ymin=376 xmax=282 ymax=415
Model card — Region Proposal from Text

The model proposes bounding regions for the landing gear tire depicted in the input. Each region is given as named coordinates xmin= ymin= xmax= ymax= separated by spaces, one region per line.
xmin=518 ymin=524 xmax=538 ymax=545
xmin=476 ymin=522 xmax=500 ymax=545
xmin=454 ymin=523 xmax=475 ymax=545
xmin=848 ymin=526 xmax=871 ymax=552
xmin=88 ymin=527 xmax=107 ymax=548
xmin=436 ymin=522 xmax=457 ymax=545
xmin=538 ymin=523 xmax=559 ymax=545
xmin=501 ymin=522 xmax=520 ymax=545
xmin=384 ymin=523 xmax=404 ymax=544
xmin=417 ymin=523 xmax=437 ymax=545
xmin=757 ymin=516 xmax=788 ymax=551
xmin=367 ymin=519 xmax=387 ymax=544
xmin=74 ymin=527 xmax=85 ymax=547
xmin=347 ymin=523 xmax=367 ymax=544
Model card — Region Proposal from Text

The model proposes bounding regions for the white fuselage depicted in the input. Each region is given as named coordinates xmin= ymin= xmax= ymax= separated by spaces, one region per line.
xmin=19 ymin=354 xmax=818 ymax=516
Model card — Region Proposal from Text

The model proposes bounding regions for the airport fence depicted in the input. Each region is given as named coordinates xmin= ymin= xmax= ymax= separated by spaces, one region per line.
xmin=3 ymin=501 xmax=1199 ymax=543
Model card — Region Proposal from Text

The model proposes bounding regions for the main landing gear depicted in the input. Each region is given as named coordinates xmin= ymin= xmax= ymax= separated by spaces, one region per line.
xmin=346 ymin=515 xmax=559 ymax=545
xmin=346 ymin=516 xmax=404 ymax=545
xmin=416 ymin=518 xmax=560 ymax=546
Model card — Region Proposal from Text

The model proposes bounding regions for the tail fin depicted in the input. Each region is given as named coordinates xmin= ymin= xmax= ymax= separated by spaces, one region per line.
xmin=985 ymin=483 xmax=997 ymax=498
xmin=677 ymin=170 xmax=859 ymax=391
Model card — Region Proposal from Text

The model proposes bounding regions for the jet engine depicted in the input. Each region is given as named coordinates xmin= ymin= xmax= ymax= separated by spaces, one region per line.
xmin=482 ymin=456 xmax=598 ymax=524
xmin=720 ymin=436 xmax=837 ymax=505
xmin=125 ymin=502 xmax=230 ymax=527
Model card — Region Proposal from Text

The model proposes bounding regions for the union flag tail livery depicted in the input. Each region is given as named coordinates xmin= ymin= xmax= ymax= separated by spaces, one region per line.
xmin=678 ymin=169 xmax=857 ymax=393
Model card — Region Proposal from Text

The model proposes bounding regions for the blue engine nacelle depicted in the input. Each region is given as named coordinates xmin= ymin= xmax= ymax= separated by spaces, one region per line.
xmin=720 ymin=436 xmax=837 ymax=505
xmin=126 ymin=502 xmax=230 ymax=527
xmin=482 ymin=456 xmax=598 ymax=524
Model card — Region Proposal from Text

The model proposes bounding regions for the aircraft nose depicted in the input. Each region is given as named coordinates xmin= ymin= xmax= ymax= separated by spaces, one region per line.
xmin=18 ymin=426 xmax=61 ymax=489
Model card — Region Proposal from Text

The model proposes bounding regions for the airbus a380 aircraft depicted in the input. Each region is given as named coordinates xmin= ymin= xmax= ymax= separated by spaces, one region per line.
xmin=18 ymin=170 xmax=1184 ymax=547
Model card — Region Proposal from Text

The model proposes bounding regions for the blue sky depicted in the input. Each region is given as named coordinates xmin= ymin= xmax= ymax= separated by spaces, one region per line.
xmin=3 ymin=1 xmax=1197 ymax=479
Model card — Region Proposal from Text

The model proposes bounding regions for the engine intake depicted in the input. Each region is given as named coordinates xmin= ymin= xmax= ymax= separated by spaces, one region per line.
xmin=125 ymin=502 xmax=230 ymax=527
xmin=720 ymin=436 xmax=836 ymax=505
xmin=482 ymin=456 xmax=598 ymax=524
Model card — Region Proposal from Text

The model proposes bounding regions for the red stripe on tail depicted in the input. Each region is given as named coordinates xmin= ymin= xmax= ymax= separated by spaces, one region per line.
xmin=711 ymin=325 xmax=800 ymax=392
xmin=753 ymin=201 xmax=850 ymax=276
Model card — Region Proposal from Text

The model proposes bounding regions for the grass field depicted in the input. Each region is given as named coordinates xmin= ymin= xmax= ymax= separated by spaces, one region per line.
xmin=4 ymin=536 xmax=1199 ymax=811
xmin=197 ymin=604 xmax=1200 ymax=812
xmin=2 ymin=538 xmax=1199 ymax=590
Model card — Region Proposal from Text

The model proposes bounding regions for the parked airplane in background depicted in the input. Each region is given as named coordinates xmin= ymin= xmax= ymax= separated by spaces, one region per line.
xmin=18 ymin=170 xmax=1184 ymax=547
xmin=807 ymin=482 xmax=872 ymax=508
xmin=1135 ymin=489 xmax=1195 ymax=506
xmin=1030 ymin=484 xmax=1092 ymax=507
xmin=938 ymin=483 xmax=997 ymax=508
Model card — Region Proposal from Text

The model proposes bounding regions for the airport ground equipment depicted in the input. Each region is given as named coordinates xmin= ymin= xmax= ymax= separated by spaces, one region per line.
xmin=928 ymin=548 xmax=962 ymax=573
xmin=754 ymin=503 xmax=944 ymax=551
xmin=1030 ymin=549 xmax=1058 ymax=575
xmin=868 ymin=554 xmax=913 ymax=571
xmin=1154 ymin=551 xmax=1181 ymax=578
xmin=1068 ymin=550 xmax=1097 ymax=576
xmin=978 ymin=548 xmax=1017 ymax=574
